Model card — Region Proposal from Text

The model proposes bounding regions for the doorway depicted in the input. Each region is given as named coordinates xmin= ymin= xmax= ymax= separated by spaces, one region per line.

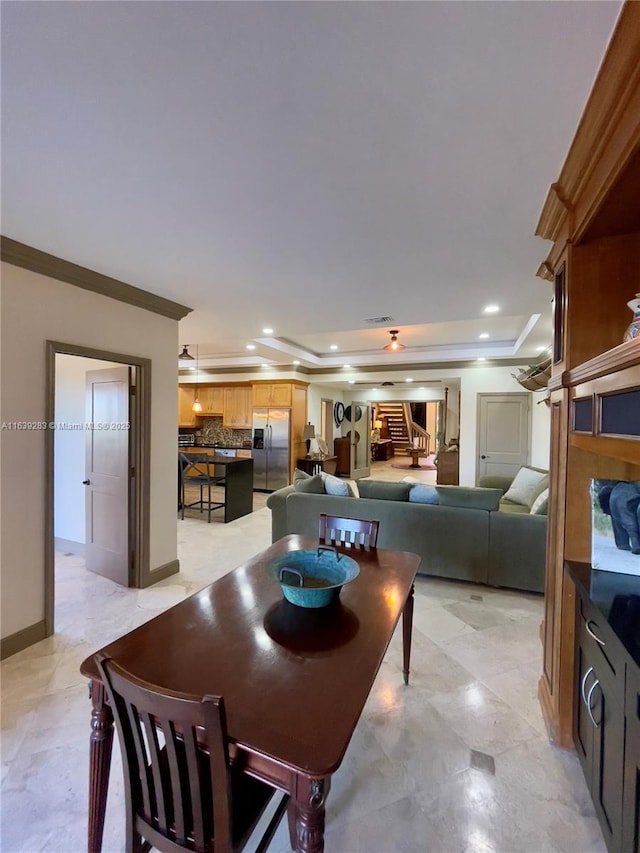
xmin=476 ymin=393 xmax=530 ymax=481
xmin=46 ymin=342 xmax=152 ymax=638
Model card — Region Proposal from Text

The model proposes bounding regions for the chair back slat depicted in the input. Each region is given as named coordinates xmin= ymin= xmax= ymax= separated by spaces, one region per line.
xmin=319 ymin=514 xmax=379 ymax=549
xmin=125 ymin=701 xmax=155 ymax=823
xmin=182 ymin=724 xmax=205 ymax=850
xmin=162 ymin=718 xmax=187 ymax=845
xmin=142 ymin=711 xmax=168 ymax=834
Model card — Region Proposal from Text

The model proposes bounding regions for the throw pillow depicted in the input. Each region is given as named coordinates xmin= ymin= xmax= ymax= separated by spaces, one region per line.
xmin=408 ymin=484 xmax=439 ymax=504
xmin=345 ymin=479 xmax=360 ymax=498
xmin=320 ymin=471 xmax=351 ymax=497
xmin=528 ymin=475 xmax=549 ymax=509
xmin=504 ymin=467 xmax=548 ymax=507
xmin=293 ymin=468 xmax=311 ymax=486
xmin=294 ymin=474 xmax=325 ymax=494
xmin=530 ymin=487 xmax=549 ymax=515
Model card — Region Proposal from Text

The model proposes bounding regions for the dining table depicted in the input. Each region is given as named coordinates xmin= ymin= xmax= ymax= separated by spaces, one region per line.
xmin=79 ymin=534 xmax=420 ymax=853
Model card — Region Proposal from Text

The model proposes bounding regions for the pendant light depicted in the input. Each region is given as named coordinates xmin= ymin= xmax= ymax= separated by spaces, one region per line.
xmin=192 ymin=345 xmax=203 ymax=413
xmin=179 ymin=345 xmax=195 ymax=361
xmin=383 ymin=330 xmax=405 ymax=352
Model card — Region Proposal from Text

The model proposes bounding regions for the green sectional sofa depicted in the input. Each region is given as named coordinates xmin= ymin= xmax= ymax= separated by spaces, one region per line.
xmin=266 ymin=469 xmax=548 ymax=593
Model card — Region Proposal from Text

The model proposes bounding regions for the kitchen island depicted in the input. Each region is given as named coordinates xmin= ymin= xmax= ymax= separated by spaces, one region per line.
xmin=178 ymin=450 xmax=253 ymax=523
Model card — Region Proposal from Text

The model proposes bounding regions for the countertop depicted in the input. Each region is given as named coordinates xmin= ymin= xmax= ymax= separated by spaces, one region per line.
xmin=566 ymin=560 xmax=640 ymax=667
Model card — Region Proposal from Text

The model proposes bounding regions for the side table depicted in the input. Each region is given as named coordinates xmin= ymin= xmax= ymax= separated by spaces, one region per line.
xmin=296 ymin=456 xmax=338 ymax=476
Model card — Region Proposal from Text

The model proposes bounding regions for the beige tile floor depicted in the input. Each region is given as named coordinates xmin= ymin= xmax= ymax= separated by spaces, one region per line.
xmin=1 ymin=458 xmax=606 ymax=852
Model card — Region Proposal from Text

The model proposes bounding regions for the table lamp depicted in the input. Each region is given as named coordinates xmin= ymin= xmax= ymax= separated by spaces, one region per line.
xmin=303 ymin=423 xmax=315 ymax=456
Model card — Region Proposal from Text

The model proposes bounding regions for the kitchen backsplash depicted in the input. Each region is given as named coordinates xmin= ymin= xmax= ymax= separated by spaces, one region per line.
xmin=195 ymin=417 xmax=251 ymax=447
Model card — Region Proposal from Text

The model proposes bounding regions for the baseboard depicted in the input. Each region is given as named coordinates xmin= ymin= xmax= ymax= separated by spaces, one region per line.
xmin=1 ymin=620 xmax=47 ymax=660
xmin=55 ymin=538 xmax=85 ymax=557
xmin=140 ymin=558 xmax=179 ymax=588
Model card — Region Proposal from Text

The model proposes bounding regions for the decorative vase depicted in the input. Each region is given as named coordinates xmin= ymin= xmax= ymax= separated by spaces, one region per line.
xmin=623 ymin=293 xmax=640 ymax=343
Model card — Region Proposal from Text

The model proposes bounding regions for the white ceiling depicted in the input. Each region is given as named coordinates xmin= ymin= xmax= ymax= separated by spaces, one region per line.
xmin=1 ymin=1 xmax=621 ymax=382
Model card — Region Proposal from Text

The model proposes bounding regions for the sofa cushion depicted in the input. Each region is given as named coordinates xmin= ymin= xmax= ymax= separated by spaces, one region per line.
xmin=499 ymin=500 xmax=530 ymax=514
xmin=357 ymin=480 xmax=411 ymax=502
xmin=294 ymin=473 xmax=325 ymax=494
xmin=408 ymin=484 xmax=439 ymax=504
xmin=435 ymin=486 xmax=502 ymax=511
xmin=530 ymin=487 xmax=549 ymax=515
xmin=503 ymin=467 xmax=548 ymax=507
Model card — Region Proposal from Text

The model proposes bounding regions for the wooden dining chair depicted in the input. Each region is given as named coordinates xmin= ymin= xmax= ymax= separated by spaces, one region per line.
xmin=318 ymin=513 xmax=380 ymax=549
xmin=96 ymin=654 xmax=289 ymax=853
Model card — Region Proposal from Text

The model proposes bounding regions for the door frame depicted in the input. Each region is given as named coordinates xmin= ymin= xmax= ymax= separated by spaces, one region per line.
xmin=475 ymin=391 xmax=531 ymax=482
xmin=45 ymin=341 xmax=152 ymax=637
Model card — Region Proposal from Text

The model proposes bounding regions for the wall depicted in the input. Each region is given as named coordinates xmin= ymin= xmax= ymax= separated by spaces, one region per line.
xmin=0 ymin=263 xmax=179 ymax=641
xmin=54 ymin=355 xmax=122 ymax=546
xmin=306 ymin=383 xmax=345 ymax=449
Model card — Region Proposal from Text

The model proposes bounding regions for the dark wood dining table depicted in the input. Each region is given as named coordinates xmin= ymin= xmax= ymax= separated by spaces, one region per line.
xmin=80 ymin=534 xmax=420 ymax=853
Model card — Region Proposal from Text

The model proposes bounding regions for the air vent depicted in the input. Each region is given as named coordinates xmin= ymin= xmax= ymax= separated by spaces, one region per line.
xmin=363 ymin=316 xmax=394 ymax=324
xmin=381 ymin=381 xmax=395 ymax=386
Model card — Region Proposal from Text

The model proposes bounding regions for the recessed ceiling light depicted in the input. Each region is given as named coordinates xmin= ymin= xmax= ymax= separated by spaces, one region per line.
xmin=343 ymin=364 xmax=351 ymax=369
xmin=483 ymin=305 xmax=500 ymax=314
xmin=348 ymin=380 xmax=355 ymax=384
xmin=477 ymin=357 xmax=486 ymax=362
xmin=405 ymin=378 xmax=413 ymax=383
xmin=479 ymin=333 xmax=489 ymax=339
xmin=536 ymin=345 xmax=546 ymax=352
xmin=262 ymin=327 xmax=274 ymax=335
xmin=372 ymin=387 xmax=378 ymax=392
xmin=419 ymin=387 xmax=425 ymax=390
xmin=330 ymin=344 xmax=338 ymax=351
xmin=293 ymin=359 xmax=300 ymax=365
xmin=261 ymin=363 xmax=269 ymax=368
xmin=246 ymin=344 xmax=256 ymax=350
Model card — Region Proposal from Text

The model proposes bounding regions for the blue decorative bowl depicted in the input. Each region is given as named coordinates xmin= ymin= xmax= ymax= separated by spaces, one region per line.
xmin=270 ymin=547 xmax=360 ymax=608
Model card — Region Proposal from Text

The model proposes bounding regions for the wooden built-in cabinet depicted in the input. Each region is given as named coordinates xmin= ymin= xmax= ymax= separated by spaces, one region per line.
xmin=536 ymin=5 xmax=640 ymax=848
xmin=178 ymin=386 xmax=198 ymax=427
xmin=252 ymin=383 xmax=292 ymax=408
xmin=222 ymin=387 xmax=252 ymax=429
xmin=199 ymin=386 xmax=224 ymax=416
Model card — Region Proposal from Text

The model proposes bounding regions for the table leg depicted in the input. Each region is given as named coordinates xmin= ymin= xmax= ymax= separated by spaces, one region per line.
xmin=291 ymin=776 xmax=329 ymax=852
xmin=87 ymin=680 xmax=114 ymax=853
xmin=402 ymin=583 xmax=415 ymax=685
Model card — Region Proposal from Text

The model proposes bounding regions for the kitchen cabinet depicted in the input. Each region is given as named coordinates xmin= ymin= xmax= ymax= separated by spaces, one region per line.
xmin=223 ymin=387 xmax=252 ymax=428
xmin=199 ymin=386 xmax=224 ymax=416
xmin=178 ymin=386 xmax=198 ymax=427
xmin=252 ymin=383 xmax=292 ymax=408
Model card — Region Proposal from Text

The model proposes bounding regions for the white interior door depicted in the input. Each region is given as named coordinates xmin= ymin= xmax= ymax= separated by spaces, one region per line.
xmin=477 ymin=393 xmax=530 ymax=481
xmin=348 ymin=401 xmax=370 ymax=479
xmin=85 ymin=366 xmax=131 ymax=584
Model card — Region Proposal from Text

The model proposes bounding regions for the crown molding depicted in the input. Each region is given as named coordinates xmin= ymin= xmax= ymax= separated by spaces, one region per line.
xmin=535 ymin=2 xmax=640 ymax=244
xmin=1 ymin=236 xmax=192 ymax=321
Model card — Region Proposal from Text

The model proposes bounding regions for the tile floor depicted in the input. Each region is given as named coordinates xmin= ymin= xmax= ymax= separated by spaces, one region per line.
xmin=1 ymin=459 xmax=606 ymax=853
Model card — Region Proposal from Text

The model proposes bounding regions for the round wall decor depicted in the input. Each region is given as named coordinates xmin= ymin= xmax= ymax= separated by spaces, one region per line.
xmin=334 ymin=401 xmax=345 ymax=427
xmin=344 ymin=404 xmax=363 ymax=423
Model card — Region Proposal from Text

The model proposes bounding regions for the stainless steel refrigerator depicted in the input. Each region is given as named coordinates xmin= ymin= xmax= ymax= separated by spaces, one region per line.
xmin=252 ymin=408 xmax=290 ymax=491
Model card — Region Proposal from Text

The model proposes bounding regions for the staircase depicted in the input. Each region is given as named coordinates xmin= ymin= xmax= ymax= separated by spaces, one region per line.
xmin=376 ymin=402 xmax=409 ymax=449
